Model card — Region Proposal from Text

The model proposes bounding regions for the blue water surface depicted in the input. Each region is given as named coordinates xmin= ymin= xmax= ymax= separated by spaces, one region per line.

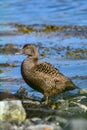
xmin=0 ymin=0 xmax=87 ymax=96
xmin=0 ymin=0 xmax=87 ymax=25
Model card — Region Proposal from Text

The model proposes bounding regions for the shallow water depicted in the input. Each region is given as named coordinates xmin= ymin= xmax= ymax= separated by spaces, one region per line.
xmin=0 ymin=0 xmax=87 ymax=99
xmin=0 ymin=0 xmax=87 ymax=25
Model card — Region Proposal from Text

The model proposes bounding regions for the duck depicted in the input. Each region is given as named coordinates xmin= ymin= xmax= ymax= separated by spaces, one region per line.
xmin=21 ymin=44 xmax=78 ymax=102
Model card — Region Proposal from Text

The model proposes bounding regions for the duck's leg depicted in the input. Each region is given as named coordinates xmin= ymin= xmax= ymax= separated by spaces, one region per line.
xmin=45 ymin=96 xmax=50 ymax=104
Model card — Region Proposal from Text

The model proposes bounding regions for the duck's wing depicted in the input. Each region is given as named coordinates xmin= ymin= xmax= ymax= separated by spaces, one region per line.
xmin=24 ymin=62 xmax=60 ymax=93
xmin=24 ymin=62 xmax=77 ymax=95
xmin=32 ymin=62 xmax=77 ymax=90
xmin=31 ymin=62 xmax=69 ymax=83
xmin=31 ymin=62 xmax=61 ymax=77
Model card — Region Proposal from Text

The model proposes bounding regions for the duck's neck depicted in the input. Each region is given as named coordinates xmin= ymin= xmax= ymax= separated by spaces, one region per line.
xmin=22 ymin=57 xmax=38 ymax=70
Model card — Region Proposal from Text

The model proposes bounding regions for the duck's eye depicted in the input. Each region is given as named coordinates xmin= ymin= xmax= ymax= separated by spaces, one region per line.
xmin=27 ymin=48 xmax=34 ymax=54
xmin=31 ymin=49 xmax=34 ymax=54
xmin=27 ymin=48 xmax=32 ymax=52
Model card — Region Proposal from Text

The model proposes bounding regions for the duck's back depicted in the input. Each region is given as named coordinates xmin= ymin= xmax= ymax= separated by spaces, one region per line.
xmin=21 ymin=62 xmax=76 ymax=97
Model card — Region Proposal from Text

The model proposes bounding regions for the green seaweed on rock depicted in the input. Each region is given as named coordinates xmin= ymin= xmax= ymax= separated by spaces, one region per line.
xmin=66 ymin=51 xmax=83 ymax=59
xmin=0 ymin=44 xmax=19 ymax=54
xmin=0 ymin=70 xmax=3 ymax=74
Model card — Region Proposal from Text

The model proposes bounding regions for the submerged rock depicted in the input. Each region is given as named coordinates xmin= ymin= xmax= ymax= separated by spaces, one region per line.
xmin=64 ymin=119 xmax=87 ymax=130
xmin=0 ymin=100 xmax=26 ymax=123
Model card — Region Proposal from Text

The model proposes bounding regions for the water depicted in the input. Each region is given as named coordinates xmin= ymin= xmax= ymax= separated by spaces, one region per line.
xmin=0 ymin=0 xmax=87 ymax=97
xmin=0 ymin=0 xmax=87 ymax=25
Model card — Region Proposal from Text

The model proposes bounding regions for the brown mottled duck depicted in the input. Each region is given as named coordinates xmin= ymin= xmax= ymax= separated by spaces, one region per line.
xmin=21 ymin=44 xmax=78 ymax=102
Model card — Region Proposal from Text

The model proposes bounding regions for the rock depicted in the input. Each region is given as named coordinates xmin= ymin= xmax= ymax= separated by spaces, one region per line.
xmin=72 ymin=102 xmax=87 ymax=112
xmin=64 ymin=119 xmax=87 ymax=130
xmin=0 ymin=92 xmax=18 ymax=101
xmin=45 ymin=116 xmax=67 ymax=126
xmin=79 ymin=89 xmax=87 ymax=94
xmin=31 ymin=117 xmax=43 ymax=124
xmin=24 ymin=124 xmax=62 ymax=130
xmin=0 ymin=121 xmax=12 ymax=130
xmin=0 ymin=121 xmax=23 ymax=130
xmin=0 ymin=100 xmax=26 ymax=123
xmin=0 ymin=121 xmax=62 ymax=130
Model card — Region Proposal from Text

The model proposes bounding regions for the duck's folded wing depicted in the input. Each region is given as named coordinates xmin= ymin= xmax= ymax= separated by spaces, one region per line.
xmin=31 ymin=62 xmax=61 ymax=76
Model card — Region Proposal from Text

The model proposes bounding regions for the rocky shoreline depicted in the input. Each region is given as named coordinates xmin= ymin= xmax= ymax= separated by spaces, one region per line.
xmin=0 ymin=115 xmax=87 ymax=130
xmin=0 ymin=87 xmax=87 ymax=130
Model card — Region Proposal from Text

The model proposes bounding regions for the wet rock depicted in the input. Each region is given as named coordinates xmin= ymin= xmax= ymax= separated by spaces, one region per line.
xmin=24 ymin=124 xmax=62 ymax=130
xmin=0 ymin=120 xmax=62 ymax=130
xmin=79 ymin=89 xmax=87 ymax=94
xmin=45 ymin=116 xmax=67 ymax=127
xmin=15 ymin=87 xmax=41 ymax=110
xmin=64 ymin=119 xmax=87 ymax=130
xmin=0 ymin=121 xmax=12 ymax=130
xmin=71 ymin=102 xmax=87 ymax=112
xmin=0 ymin=92 xmax=18 ymax=100
xmin=0 ymin=121 xmax=24 ymax=130
xmin=31 ymin=117 xmax=44 ymax=124
xmin=23 ymin=119 xmax=33 ymax=126
xmin=0 ymin=100 xmax=26 ymax=123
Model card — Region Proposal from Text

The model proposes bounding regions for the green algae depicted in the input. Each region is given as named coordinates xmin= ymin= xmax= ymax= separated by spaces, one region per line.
xmin=0 ymin=70 xmax=3 ymax=74
xmin=44 ymin=47 xmax=50 ymax=52
xmin=66 ymin=51 xmax=82 ymax=59
xmin=1 ymin=43 xmax=86 ymax=59
xmin=66 ymin=49 xmax=87 ymax=59
xmin=1 ymin=23 xmax=87 ymax=40
xmin=12 ymin=23 xmax=87 ymax=37
xmin=14 ymin=23 xmax=37 ymax=34
xmin=0 ymin=44 xmax=19 ymax=54
xmin=0 ymin=63 xmax=16 ymax=67
xmin=74 ymin=49 xmax=87 ymax=54
xmin=43 ymin=25 xmax=64 ymax=33
xmin=14 ymin=24 xmax=64 ymax=33
xmin=16 ymin=26 xmax=36 ymax=34
xmin=40 ymin=52 xmax=46 ymax=58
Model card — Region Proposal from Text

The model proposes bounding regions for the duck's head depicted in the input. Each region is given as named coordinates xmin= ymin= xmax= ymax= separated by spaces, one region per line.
xmin=21 ymin=44 xmax=38 ymax=58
